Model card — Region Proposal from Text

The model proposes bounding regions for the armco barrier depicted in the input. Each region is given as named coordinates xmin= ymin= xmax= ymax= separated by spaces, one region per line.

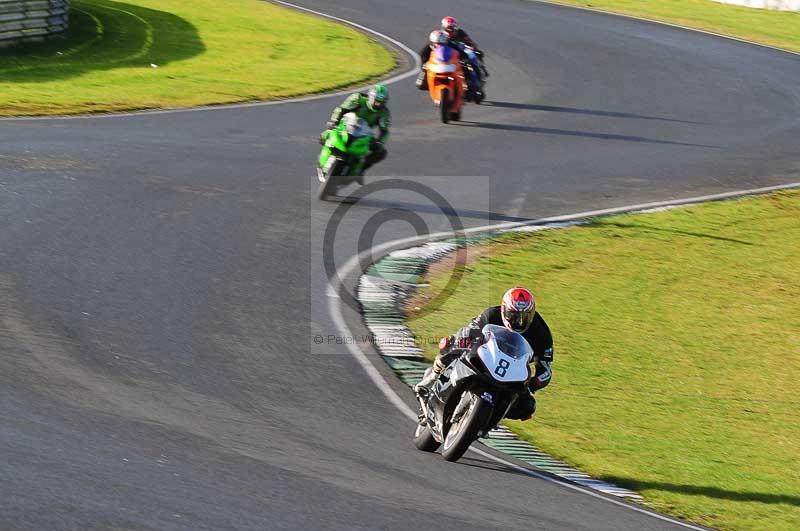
xmin=0 ymin=0 xmax=70 ymax=48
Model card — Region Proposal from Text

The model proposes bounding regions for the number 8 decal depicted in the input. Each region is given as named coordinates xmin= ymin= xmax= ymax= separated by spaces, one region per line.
xmin=494 ymin=358 xmax=510 ymax=377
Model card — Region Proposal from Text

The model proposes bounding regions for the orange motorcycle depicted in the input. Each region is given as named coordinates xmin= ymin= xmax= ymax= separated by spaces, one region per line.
xmin=425 ymin=44 xmax=466 ymax=123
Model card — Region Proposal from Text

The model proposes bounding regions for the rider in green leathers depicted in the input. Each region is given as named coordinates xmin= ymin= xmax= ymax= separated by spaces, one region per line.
xmin=322 ymin=84 xmax=391 ymax=182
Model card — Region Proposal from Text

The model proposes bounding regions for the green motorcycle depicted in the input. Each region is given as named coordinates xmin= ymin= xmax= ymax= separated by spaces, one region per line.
xmin=317 ymin=113 xmax=375 ymax=200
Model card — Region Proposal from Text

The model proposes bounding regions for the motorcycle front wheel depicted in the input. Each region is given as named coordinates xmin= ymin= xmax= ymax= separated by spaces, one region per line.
xmin=439 ymin=88 xmax=450 ymax=124
xmin=317 ymin=158 xmax=346 ymax=200
xmin=441 ymin=392 xmax=492 ymax=462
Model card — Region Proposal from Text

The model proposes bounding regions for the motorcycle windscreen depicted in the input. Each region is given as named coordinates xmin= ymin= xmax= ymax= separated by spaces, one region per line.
xmin=433 ymin=45 xmax=455 ymax=64
xmin=344 ymin=113 xmax=371 ymax=138
xmin=476 ymin=324 xmax=532 ymax=383
xmin=482 ymin=325 xmax=533 ymax=360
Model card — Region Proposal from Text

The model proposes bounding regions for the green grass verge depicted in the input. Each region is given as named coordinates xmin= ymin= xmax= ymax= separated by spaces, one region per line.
xmin=0 ymin=0 xmax=395 ymax=116
xmin=406 ymin=191 xmax=800 ymax=531
xmin=546 ymin=0 xmax=800 ymax=53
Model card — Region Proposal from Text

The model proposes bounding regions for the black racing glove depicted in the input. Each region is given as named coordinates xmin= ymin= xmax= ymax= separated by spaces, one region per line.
xmin=467 ymin=327 xmax=484 ymax=342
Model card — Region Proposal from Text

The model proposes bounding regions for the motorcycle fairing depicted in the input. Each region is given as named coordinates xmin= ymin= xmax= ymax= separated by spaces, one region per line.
xmin=434 ymin=45 xmax=455 ymax=63
xmin=318 ymin=113 xmax=374 ymax=178
xmin=476 ymin=324 xmax=531 ymax=383
xmin=344 ymin=114 xmax=372 ymax=138
xmin=428 ymin=63 xmax=457 ymax=74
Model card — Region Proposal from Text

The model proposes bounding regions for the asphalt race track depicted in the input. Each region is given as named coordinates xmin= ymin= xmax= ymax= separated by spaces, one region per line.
xmin=2 ymin=0 xmax=800 ymax=529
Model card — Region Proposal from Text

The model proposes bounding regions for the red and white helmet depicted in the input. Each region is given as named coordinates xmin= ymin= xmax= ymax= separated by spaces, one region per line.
xmin=501 ymin=287 xmax=536 ymax=333
xmin=441 ymin=16 xmax=458 ymax=37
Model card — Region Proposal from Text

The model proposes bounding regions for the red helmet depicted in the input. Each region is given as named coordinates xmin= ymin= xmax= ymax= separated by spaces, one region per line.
xmin=501 ymin=287 xmax=536 ymax=333
xmin=441 ymin=16 xmax=458 ymax=37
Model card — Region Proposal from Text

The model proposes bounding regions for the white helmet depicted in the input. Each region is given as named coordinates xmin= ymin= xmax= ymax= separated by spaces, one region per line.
xmin=429 ymin=30 xmax=449 ymax=46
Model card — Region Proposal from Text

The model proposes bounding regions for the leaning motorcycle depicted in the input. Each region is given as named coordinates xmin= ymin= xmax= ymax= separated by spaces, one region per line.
xmin=316 ymin=113 xmax=374 ymax=200
xmin=413 ymin=324 xmax=532 ymax=462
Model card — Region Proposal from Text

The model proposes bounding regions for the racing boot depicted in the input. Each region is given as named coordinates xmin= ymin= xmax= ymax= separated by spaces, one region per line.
xmin=415 ymin=67 xmax=428 ymax=90
xmin=414 ymin=357 xmax=445 ymax=394
xmin=414 ymin=367 xmax=438 ymax=394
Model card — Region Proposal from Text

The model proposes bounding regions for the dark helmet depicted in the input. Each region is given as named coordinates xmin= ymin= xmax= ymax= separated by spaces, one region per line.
xmin=500 ymin=287 xmax=536 ymax=333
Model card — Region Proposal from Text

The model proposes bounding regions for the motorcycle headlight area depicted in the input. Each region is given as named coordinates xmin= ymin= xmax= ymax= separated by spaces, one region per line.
xmin=428 ymin=63 xmax=457 ymax=74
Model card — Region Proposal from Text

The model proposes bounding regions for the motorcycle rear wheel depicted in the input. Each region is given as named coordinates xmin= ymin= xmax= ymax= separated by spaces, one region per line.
xmin=441 ymin=392 xmax=492 ymax=462
xmin=413 ymin=422 xmax=441 ymax=452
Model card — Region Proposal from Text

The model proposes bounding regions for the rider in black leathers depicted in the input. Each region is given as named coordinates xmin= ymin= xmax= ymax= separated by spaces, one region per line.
xmin=415 ymin=287 xmax=553 ymax=420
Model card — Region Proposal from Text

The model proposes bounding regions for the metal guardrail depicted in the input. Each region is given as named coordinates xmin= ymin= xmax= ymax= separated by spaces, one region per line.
xmin=0 ymin=0 xmax=70 ymax=48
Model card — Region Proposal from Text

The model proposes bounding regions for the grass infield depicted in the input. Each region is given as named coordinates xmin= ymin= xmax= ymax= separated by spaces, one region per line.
xmin=0 ymin=0 xmax=395 ymax=116
xmin=407 ymin=191 xmax=800 ymax=531
xmin=546 ymin=0 xmax=800 ymax=54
